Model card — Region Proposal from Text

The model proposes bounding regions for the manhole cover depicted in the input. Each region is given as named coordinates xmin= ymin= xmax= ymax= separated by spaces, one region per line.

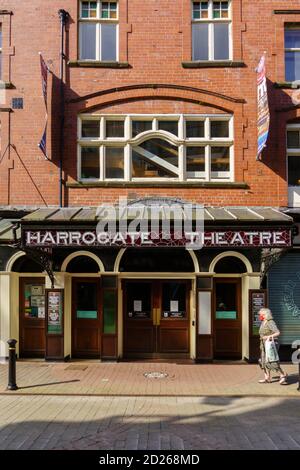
xmin=65 ymin=365 xmax=88 ymax=371
xmin=144 ymin=372 xmax=168 ymax=379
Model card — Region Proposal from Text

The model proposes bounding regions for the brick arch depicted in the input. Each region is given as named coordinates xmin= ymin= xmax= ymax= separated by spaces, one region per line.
xmin=72 ymin=83 xmax=245 ymax=115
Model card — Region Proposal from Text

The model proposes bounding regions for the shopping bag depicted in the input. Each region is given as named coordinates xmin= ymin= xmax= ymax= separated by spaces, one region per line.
xmin=265 ymin=338 xmax=279 ymax=362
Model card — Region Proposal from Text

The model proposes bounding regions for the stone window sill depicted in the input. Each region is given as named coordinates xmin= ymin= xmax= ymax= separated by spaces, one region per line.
xmin=273 ymin=10 xmax=300 ymax=15
xmin=66 ymin=181 xmax=249 ymax=189
xmin=68 ymin=60 xmax=131 ymax=69
xmin=182 ymin=61 xmax=246 ymax=69
xmin=3 ymin=82 xmax=15 ymax=89
xmin=274 ymin=82 xmax=299 ymax=89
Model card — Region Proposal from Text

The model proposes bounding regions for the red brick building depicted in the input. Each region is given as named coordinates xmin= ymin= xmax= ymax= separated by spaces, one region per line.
xmin=0 ymin=1 xmax=299 ymax=363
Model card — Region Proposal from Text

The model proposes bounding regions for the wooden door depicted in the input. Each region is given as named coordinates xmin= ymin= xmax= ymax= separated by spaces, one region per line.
xmin=72 ymin=278 xmax=101 ymax=358
xmin=123 ymin=280 xmax=155 ymax=355
xmin=213 ymin=278 xmax=242 ymax=359
xmin=158 ymin=280 xmax=190 ymax=354
xmin=19 ymin=278 xmax=46 ymax=358
xmin=123 ymin=279 xmax=190 ymax=358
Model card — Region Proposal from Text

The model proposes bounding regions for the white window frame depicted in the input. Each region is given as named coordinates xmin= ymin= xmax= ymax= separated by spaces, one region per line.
xmin=79 ymin=1 xmax=119 ymax=62
xmin=286 ymin=124 xmax=300 ymax=207
xmin=191 ymin=0 xmax=232 ymax=61
xmin=78 ymin=114 xmax=234 ymax=183
xmin=287 ymin=124 xmax=300 ymax=185
xmin=0 ymin=24 xmax=2 ymax=80
xmin=285 ymin=24 xmax=300 ymax=82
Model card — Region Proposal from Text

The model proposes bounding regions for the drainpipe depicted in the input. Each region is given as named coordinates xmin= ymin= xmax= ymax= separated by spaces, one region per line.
xmin=58 ymin=9 xmax=69 ymax=208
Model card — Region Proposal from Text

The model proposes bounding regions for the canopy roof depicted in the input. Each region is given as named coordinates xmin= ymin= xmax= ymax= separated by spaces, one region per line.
xmin=0 ymin=206 xmax=293 ymax=244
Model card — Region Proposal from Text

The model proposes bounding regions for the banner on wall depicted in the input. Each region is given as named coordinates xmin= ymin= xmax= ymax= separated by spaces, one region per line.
xmin=256 ymin=53 xmax=270 ymax=161
xmin=38 ymin=53 xmax=49 ymax=160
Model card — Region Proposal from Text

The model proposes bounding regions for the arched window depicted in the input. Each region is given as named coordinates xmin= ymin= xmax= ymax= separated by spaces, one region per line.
xmin=214 ymin=256 xmax=247 ymax=274
xmin=132 ymin=138 xmax=178 ymax=178
xmin=78 ymin=114 xmax=233 ymax=182
xmin=12 ymin=256 xmax=44 ymax=273
xmin=119 ymin=248 xmax=195 ymax=272
xmin=65 ymin=255 xmax=100 ymax=273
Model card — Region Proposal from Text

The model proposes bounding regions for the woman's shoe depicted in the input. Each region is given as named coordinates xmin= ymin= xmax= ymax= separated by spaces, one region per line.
xmin=258 ymin=378 xmax=271 ymax=383
xmin=279 ymin=374 xmax=288 ymax=385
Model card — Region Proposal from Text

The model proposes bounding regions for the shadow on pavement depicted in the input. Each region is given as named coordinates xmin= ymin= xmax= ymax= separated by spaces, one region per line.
xmin=0 ymin=396 xmax=300 ymax=450
xmin=18 ymin=380 xmax=80 ymax=390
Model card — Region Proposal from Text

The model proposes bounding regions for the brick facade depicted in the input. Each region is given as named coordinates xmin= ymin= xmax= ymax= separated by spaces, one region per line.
xmin=1 ymin=0 xmax=300 ymax=207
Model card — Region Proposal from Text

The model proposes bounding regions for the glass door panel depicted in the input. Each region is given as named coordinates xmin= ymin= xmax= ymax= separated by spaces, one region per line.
xmin=214 ymin=279 xmax=242 ymax=359
xmin=76 ymin=282 xmax=98 ymax=319
xmin=126 ymin=282 xmax=152 ymax=319
xmin=215 ymin=283 xmax=237 ymax=320
xmin=161 ymin=282 xmax=187 ymax=319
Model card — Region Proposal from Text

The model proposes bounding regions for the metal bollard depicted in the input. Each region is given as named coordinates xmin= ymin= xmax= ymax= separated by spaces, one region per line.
xmin=298 ymin=346 xmax=300 ymax=392
xmin=7 ymin=339 xmax=18 ymax=391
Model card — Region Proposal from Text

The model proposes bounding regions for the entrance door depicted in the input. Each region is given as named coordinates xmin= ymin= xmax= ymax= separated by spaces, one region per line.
xmin=123 ymin=280 xmax=190 ymax=358
xmin=72 ymin=278 xmax=101 ymax=358
xmin=214 ymin=278 xmax=242 ymax=359
xmin=19 ymin=278 xmax=46 ymax=358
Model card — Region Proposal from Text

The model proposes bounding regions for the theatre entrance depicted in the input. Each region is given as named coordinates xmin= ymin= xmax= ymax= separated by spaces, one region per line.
xmin=123 ymin=280 xmax=191 ymax=358
xmin=72 ymin=278 xmax=102 ymax=358
xmin=213 ymin=278 xmax=242 ymax=359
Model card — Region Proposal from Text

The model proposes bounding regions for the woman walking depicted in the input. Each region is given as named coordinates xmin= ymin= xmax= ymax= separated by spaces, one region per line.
xmin=258 ymin=308 xmax=288 ymax=385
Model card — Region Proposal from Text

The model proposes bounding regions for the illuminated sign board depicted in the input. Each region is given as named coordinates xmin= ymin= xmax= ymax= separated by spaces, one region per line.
xmin=23 ymin=229 xmax=292 ymax=248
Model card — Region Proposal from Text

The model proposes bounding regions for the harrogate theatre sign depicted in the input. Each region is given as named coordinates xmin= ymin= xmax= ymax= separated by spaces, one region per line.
xmin=23 ymin=229 xmax=292 ymax=249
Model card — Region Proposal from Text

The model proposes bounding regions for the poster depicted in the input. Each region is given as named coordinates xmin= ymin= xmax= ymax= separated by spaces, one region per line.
xmin=251 ymin=291 xmax=266 ymax=335
xmin=170 ymin=301 xmax=179 ymax=312
xmin=47 ymin=290 xmax=63 ymax=335
xmin=134 ymin=300 xmax=142 ymax=312
xmin=31 ymin=285 xmax=44 ymax=296
xmin=24 ymin=283 xmax=45 ymax=318
xmin=31 ymin=296 xmax=45 ymax=307
xmin=38 ymin=307 xmax=45 ymax=319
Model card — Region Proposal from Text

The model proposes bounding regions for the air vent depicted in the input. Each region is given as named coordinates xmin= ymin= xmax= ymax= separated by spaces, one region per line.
xmin=12 ymin=98 xmax=23 ymax=109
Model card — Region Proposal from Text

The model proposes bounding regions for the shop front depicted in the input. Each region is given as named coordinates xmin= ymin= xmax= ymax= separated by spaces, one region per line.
xmin=0 ymin=205 xmax=294 ymax=362
xmin=123 ymin=279 xmax=191 ymax=358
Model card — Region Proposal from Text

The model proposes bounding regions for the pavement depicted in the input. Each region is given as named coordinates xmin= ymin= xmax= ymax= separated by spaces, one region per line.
xmin=0 ymin=395 xmax=300 ymax=450
xmin=0 ymin=360 xmax=299 ymax=397
xmin=0 ymin=361 xmax=300 ymax=450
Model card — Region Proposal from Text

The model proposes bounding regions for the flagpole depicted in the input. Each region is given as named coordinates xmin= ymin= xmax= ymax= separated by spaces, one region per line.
xmin=38 ymin=52 xmax=50 ymax=160
xmin=58 ymin=9 xmax=69 ymax=208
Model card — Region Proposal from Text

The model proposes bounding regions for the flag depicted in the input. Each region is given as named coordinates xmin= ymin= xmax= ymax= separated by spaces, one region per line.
xmin=38 ymin=124 xmax=47 ymax=158
xmin=38 ymin=53 xmax=49 ymax=159
xmin=40 ymin=53 xmax=48 ymax=108
xmin=256 ymin=54 xmax=270 ymax=160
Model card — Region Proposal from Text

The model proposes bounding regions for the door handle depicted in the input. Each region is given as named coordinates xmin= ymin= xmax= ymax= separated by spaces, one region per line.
xmin=153 ymin=308 xmax=161 ymax=326
xmin=156 ymin=308 xmax=161 ymax=326
xmin=153 ymin=308 xmax=157 ymax=326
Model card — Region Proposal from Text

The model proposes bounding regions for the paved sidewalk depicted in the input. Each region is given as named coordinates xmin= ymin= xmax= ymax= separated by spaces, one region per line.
xmin=0 ymin=395 xmax=300 ymax=450
xmin=0 ymin=361 xmax=299 ymax=396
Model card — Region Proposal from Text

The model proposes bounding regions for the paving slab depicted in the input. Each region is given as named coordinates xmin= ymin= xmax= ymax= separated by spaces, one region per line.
xmin=0 ymin=361 xmax=299 ymax=396
xmin=0 ymin=395 xmax=299 ymax=450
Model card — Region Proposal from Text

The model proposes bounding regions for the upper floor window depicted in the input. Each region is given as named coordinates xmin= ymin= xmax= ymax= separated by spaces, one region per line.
xmin=287 ymin=125 xmax=300 ymax=187
xmin=192 ymin=1 xmax=231 ymax=61
xmin=78 ymin=114 xmax=234 ymax=182
xmin=285 ymin=24 xmax=300 ymax=82
xmin=287 ymin=124 xmax=300 ymax=207
xmin=79 ymin=1 xmax=118 ymax=61
xmin=0 ymin=25 xmax=2 ymax=79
